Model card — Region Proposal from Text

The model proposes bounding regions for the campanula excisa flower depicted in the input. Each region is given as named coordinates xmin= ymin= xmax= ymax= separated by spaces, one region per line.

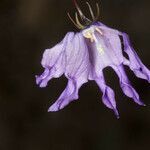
xmin=36 ymin=0 xmax=150 ymax=118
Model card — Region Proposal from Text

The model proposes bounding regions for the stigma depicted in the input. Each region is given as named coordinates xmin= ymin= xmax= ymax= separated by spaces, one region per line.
xmin=82 ymin=26 xmax=104 ymax=54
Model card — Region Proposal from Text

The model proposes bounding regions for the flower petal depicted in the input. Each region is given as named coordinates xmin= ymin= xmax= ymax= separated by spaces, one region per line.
xmin=111 ymin=65 xmax=145 ymax=106
xmin=96 ymin=22 xmax=120 ymax=35
xmin=97 ymin=22 xmax=150 ymax=82
xmin=36 ymin=32 xmax=75 ymax=87
xmin=36 ymin=68 xmax=51 ymax=87
xmin=65 ymin=33 xmax=90 ymax=78
xmin=95 ymin=71 xmax=119 ymax=118
xmin=48 ymin=33 xmax=90 ymax=111
xmin=48 ymin=77 xmax=86 ymax=111
xmin=122 ymin=33 xmax=150 ymax=82
xmin=100 ymin=27 xmax=124 ymax=64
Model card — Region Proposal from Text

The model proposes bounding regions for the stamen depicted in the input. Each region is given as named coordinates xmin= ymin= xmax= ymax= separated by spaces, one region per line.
xmin=83 ymin=31 xmax=94 ymax=42
xmin=68 ymin=1 xmax=101 ymax=29
xmin=95 ymin=3 xmax=100 ymax=20
xmin=95 ymin=27 xmax=103 ymax=35
xmin=75 ymin=12 xmax=84 ymax=29
xmin=86 ymin=2 xmax=95 ymax=20
xmin=67 ymin=13 xmax=82 ymax=29
xmin=82 ymin=27 xmax=104 ymax=53
xmin=73 ymin=0 xmax=91 ymax=23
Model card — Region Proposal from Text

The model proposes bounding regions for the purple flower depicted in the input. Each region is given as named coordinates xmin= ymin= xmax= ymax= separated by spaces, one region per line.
xmin=36 ymin=1 xmax=150 ymax=118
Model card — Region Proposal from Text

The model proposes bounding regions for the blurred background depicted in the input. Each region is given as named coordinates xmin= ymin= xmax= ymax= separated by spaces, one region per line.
xmin=0 ymin=0 xmax=150 ymax=150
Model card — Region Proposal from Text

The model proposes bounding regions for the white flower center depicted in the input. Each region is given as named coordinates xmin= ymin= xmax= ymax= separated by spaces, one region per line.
xmin=82 ymin=26 xmax=104 ymax=54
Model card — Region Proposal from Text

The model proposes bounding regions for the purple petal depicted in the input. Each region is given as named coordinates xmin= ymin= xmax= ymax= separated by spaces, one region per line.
xmin=96 ymin=22 xmax=120 ymax=35
xmin=97 ymin=22 xmax=150 ymax=81
xmin=122 ymin=33 xmax=150 ymax=82
xmin=36 ymin=68 xmax=51 ymax=87
xmin=36 ymin=32 xmax=75 ymax=87
xmin=65 ymin=33 xmax=90 ymax=78
xmin=84 ymin=26 xmax=125 ymax=78
xmin=48 ymin=33 xmax=90 ymax=111
xmin=111 ymin=65 xmax=145 ymax=106
xmin=95 ymin=71 xmax=119 ymax=118
xmin=48 ymin=77 xmax=87 ymax=112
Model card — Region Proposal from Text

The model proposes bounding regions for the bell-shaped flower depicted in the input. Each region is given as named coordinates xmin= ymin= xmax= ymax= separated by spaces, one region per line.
xmin=36 ymin=1 xmax=150 ymax=118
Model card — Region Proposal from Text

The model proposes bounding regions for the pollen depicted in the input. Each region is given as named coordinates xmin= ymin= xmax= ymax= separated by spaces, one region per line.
xmin=82 ymin=26 xmax=104 ymax=54
xmin=82 ymin=27 xmax=94 ymax=42
xmin=83 ymin=32 xmax=94 ymax=42
xmin=96 ymin=43 xmax=104 ymax=54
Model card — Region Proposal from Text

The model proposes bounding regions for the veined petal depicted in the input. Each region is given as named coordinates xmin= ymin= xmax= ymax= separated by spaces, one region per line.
xmin=97 ymin=22 xmax=150 ymax=82
xmin=41 ymin=32 xmax=74 ymax=68
xmin=84 ymin=28 xmax=123 ymax=78
xmin=48 ymin=76 xmax=87 ymax=111
xmin=65 ymin=33 xmax=90 ymax=78
xmin=36 ymin=32 xmax=75 ymax=87
xmin=96 ymin=22 xmax=120 ymax=35
xmin=100 ymin=27 xmax=124 ymax=64
xmin=111 ymin=65 xmax=145 ymax=105
xmin=48 ymin=32 xmax=90 ymax=111
xmin=95 ymin=71 xmax=119 ymax=118
xmin=36 ymin=68 xmax=51 ymax=87
xmin=122 ymin=33 xmax=150 ymax=82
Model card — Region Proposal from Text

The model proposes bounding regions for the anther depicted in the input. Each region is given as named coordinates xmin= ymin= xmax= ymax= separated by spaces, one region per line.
xmin=95 ymin=27 xmax=103 ymax=35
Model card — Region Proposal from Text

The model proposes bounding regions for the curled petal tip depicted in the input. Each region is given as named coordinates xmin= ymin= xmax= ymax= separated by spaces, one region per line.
xmin=133 ymin=99 xmax=146 ymax=107
xmin=113 ymin=109 xmax=120 ymax=119
xmin=139 ymin=102 xmax=146 ymax=107
xmin=35 ymin=75 xmax=40 ymax=84
xmin=48 ymin=105 xmax=59 ymax=112
xmin=116 ymin=113 xmax=120 ymax=119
